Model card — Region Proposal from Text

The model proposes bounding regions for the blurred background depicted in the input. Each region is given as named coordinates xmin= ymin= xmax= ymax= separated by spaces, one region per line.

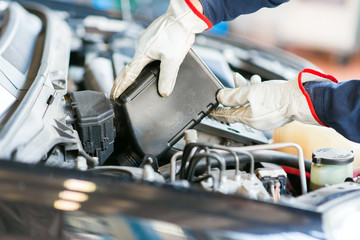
xmin=227 ymin=0 xmax=360 ymax=81
xmin=79 ymin=0 xmax=360 ymax=80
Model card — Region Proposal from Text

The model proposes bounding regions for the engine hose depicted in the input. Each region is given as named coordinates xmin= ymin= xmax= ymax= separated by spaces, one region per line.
xmin=192 ymin=150 xmax=312 ymax=176
xmin=161 ymin=149 xmax=311 ymax=180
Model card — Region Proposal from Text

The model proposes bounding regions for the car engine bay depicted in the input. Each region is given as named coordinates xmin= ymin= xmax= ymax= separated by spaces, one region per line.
xmin=0 ymin=1 xmax=359 ymax=239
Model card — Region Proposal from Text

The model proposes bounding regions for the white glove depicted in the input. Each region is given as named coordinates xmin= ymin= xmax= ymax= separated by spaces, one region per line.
xmin=110 ymin=0 xmax=211 ymax=99
xmin=210 ymin=69 xmax=338 ymax=131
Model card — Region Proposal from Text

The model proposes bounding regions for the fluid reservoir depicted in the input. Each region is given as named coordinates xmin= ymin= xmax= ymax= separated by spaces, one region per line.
xmin=310 ymin=148 xmax=354 ymax=190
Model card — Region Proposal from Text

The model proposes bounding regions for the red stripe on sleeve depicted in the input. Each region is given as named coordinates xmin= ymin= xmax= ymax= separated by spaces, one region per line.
xmin=298 ymin=68 xmax=338 ymax=127
xmin=185 ymin=0 xmax=213 ymax=30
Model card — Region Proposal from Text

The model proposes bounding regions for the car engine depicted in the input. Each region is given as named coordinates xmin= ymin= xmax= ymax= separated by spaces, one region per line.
xmin=0 ymin=1 xmax=359 ymax=239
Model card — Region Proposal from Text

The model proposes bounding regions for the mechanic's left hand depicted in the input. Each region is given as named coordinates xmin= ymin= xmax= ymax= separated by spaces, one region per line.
xmin=210 ymin=69 xmax=338 ymax=130
xmin=110 ymin=0 xmax=211 ymax=100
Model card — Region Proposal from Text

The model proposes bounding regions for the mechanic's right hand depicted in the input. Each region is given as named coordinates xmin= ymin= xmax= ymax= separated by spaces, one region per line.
xmin=210 ymin=69 xmax=338 ymax=130
xmin=110 ymin=0 xmax=212 ymax=100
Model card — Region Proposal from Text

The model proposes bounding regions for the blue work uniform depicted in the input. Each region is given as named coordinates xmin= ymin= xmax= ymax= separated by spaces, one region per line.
xmin=200 ymin=0 xmax=289 ymax=25
xmin=304 ymin=81 xmax=360 ymax=143
xmin=200 ymin=0 xmax=360 ymax=143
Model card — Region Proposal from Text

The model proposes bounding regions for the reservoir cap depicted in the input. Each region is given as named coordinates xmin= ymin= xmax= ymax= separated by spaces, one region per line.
xmin=312 ymin=148 xmax=354 ymax=165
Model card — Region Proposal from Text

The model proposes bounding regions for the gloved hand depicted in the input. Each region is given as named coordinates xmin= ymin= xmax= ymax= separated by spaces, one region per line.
xmin=210 ymin=69 xmax=338 ymax=130
xmin=110 ymin=0 xmax=211 ymax=99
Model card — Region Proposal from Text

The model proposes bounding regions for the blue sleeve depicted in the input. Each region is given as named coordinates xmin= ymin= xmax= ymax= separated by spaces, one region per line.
xmin=304 ymin=80 xmax=360 ymax=143
xmin=199 ymin=0 xmax=289 ymax=25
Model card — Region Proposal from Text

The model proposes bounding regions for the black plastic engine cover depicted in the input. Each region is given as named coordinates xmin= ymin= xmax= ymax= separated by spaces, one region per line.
xmin=114 ymin=49 xmax=222 ymax=163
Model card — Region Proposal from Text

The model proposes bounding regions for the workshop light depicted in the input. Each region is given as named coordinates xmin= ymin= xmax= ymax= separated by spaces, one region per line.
xmin=64 ymin=179 xmax=96 ymax=193
xmin=59 ymin=190 xmax=88 ymax=202
xmin=54 ymin=200 xmax=81 ymax=211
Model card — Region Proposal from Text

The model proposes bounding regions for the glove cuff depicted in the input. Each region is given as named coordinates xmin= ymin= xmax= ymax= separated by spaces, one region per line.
xmin=298 ymin=68 xmax=338 ymax=126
